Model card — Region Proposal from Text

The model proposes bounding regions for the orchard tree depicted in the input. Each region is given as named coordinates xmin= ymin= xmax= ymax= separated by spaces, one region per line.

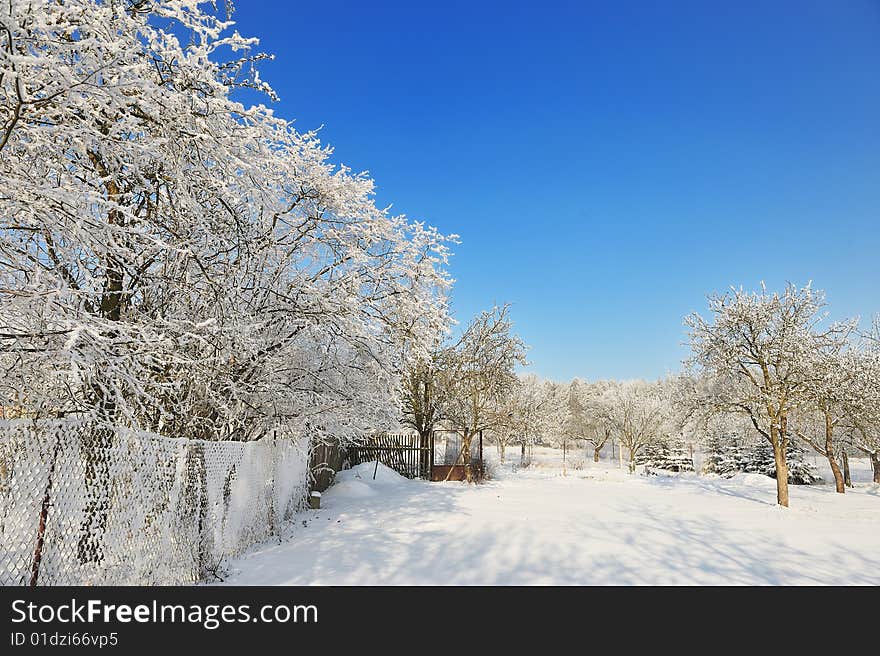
xmin=560 ymin=379 xmax=587 ymax=465
xmin=792 ymin=333 xmax=857 ymax=493
xmin=441 ymin=305 xmax=528 ymax=481
xmin=685 ymin=283 xmax=845 ymax=506
xmin=604 ymin=380 xmax=669 ymax=473
xmin=571 ymin=380 xmax=615 ymax=463
xmin=844 ymin=322 xmax=880 ymax=483
xmin=537 ymin=380 xmax=569 ymax=467
xmin=400 ymin=348 xmax=449 ymax=473
xmin=508 ymin=373 xmax=546 ymax=464
xmin=488 ymin=378 xmax=528 ymax=464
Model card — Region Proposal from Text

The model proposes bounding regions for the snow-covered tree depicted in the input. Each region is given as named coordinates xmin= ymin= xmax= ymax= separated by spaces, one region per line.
xmin=783 ymin=442 xmax=821 ymax=485
xmin=700 ymin=414 xmax=751 ymax=476
xmin=791 ymin=358 xmax=848 ymax=492
xmin=785 ymin=315 xmax=857 ymax=493
xmin=485 ymin=380 xmax=523 ymax=464
xmin=0 ymin=0 xmax=454 ymax=559
xmin=843 ymin=321 xmax=880 ymax=483
xmin=0 ymin=0 xmax=453 ymax=439
xmin=506 ymin=373 xmax=546 ymax=464
xmin=400 ymin=347 xmax=449 ymax=473
xmin=571 ymin=380 xmax=615 ymax=463
xmin=604 ymin=380 xmax=669 ymax=473
xmin=685 ymin=283 xmax=845 ymax=506
xmin=703 ymin=437 xmax=746 ymax=477
xmin=664 ymin=439 xmax=695 ymax=472
xmin=637 ymin=435 xmax=694 ymax=473
xmin=538 ymin=380 xmax=571 ymax=467
xmin=440 ymin=305 xmax=527 ymax=480
xmin=743 ymin=440 xmax=777 ymax=477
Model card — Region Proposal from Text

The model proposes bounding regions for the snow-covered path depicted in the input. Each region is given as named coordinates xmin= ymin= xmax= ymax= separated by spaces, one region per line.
xmin=220 ymin=459 xmax=880 ymax=585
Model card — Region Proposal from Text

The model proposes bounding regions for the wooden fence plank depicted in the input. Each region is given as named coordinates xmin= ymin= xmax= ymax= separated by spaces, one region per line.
xmin=347 ymin=433 xmax=431 ymax=479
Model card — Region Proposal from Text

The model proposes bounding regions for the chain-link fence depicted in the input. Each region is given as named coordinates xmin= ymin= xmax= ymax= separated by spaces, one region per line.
xmin=0 ymin=418 xmax=308 ymax=585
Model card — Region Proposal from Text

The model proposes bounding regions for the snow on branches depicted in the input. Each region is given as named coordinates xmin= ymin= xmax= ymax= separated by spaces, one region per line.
xmin=685 ymin=284 xmax=834 ymax=505
xmin=0 ymin=0 xmax=453 ymax=443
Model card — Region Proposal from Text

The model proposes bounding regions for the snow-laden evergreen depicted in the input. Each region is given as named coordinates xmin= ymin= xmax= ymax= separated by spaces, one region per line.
xmin=703 ymin=439 xmax=821 ymax=485
xmin=637 ymin=438 xmax=694 ymax=473
xmin=703 ymin=436 xmax=747 ymax=478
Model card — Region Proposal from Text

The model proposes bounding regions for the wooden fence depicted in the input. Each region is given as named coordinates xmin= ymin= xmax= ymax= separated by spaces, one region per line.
xmin=347 ymin=433 xmax=431 ymax=479
xmin=309 ymin=440 xmax=349 ymax=492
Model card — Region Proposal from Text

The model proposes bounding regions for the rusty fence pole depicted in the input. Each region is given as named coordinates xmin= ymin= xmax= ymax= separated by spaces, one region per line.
xmin=30 ymin=429 xmax=62 ymax=586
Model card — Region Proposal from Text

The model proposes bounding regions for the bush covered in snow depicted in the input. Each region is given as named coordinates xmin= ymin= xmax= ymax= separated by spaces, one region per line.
xmin=637 ymin=439 xmax=694 ymax=473
xmin=743 ymin=441 xmax=821 ymax=485
xmin=703 ymin=437 xmax=820 ymax=484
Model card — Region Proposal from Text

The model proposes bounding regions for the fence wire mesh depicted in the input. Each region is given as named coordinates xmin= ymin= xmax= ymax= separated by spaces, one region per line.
xmin=0 ymin=419 xmax=308 ymax=585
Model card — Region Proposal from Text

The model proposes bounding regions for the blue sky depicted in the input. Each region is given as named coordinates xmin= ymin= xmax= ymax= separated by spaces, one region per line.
xmin=229 ymin=1 xmax=880 ymax=381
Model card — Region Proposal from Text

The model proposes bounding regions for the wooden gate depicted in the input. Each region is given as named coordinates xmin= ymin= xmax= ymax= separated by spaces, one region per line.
xmin=347 ymin=433 xmax=431 ymax=479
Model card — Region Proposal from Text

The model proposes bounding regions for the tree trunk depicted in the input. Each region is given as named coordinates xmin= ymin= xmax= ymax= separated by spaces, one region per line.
xmin=823 ymin=412 xmax=845 ymax=494
xmin=826 ymin=451 xmax=845 ymax=494
xmin=462 ymin=430 xmax=473 ymax=483
xmin=872 ymin=452 xmax=880 ymax=484
xmin=30 ymin=433 xmax=62 ymax=586
xmin=628 ymin=447 xmax=636 ymax=473
xmin=419 ymin=429 xmax=431 ymax=479
xmin=593 ymin=447 xmax=600 ymax=463
xmin=842 ymin=450 xmax=852 ymax=488
xmin=771 ymin=429 xmax=789 ymax=507
xmin=78 ymin=200 xmax=125 ymax=565
xmin=520 ymin=442 xmax=526 ymax=465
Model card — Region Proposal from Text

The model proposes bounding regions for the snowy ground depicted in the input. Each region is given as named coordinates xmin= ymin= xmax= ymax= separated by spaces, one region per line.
xmin=219 ymin=448 xmax=880 ymax=585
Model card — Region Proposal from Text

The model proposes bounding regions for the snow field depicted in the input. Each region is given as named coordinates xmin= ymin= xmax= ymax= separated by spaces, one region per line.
xmin=220 ymin=455 xmax=880 ymax=586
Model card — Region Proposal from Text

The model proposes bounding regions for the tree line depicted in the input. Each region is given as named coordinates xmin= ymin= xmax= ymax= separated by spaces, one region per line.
xmin=400 ymin=284 xmax=880 ymax=507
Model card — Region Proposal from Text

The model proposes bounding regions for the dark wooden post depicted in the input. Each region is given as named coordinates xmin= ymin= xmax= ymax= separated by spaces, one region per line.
xmin=429 ymin=430 xmax=435 ymax=480
xmin=31 ymin=431 xmax=62 ymax=586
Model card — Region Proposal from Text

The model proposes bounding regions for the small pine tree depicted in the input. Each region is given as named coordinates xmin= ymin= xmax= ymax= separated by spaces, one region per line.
xmin=665 ymin=439 xmax=694 ymax=472
xmin=704 ymin=435 xmax=742 ymax=477
xmin=636 ymin=442 xmax=667 ymax=471
xmin=785 ymin=441 xmax=821 ymax=485
xmin=743 ymin=440 xmax=776 ymax=477
xmin=640 ymin=438 xmax=693 ymax=473
xmin=718 ymin=441 xmax=745 ymax=477
xmin=742 ymin=440 xmax=820 ymax=484
xmin=702 ymin=440 xmax=724 ymax=475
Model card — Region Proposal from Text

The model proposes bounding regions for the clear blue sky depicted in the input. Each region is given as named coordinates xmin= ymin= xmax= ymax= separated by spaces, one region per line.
xmin=229 ymin=1 xmax=880 ymax=381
